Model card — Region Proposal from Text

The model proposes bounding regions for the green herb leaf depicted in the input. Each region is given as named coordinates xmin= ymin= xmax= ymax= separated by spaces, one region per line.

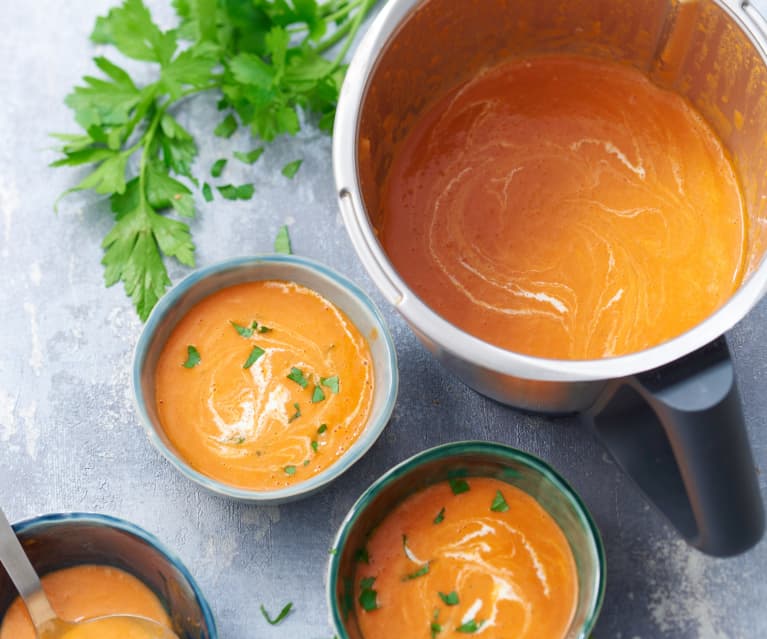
xmin=201 ymin=182 xmax=213 ymax=202
xmin=311 ymin=385 xmax=326 ymax=403
xmin=438 ymin=591 xmax=459 ymax=606
xmin=231 ymin=321 xmax=254 ymax=338
xmin=490 ymin=490 xmax=510 ymax=513
xmin=274 ymin=224 xmax=292 ymax=254
xmin=433 ymin=507 xmax=446 ymax=524
xmin=288 ymin=402 xmax=301 ymax=423
xmin=355 ymin=547 xmax=370 ymax=564
xmin=284 ymin=465 xmax=296 ymax=476
xmin=359 ymin=577 xmax=378 ymax=612
xmin=258 ymin=325 xmax=271 ymax=333
xmin=449 ymin=478 xmax=470 ymax=495
xmin=233 ymin=147 xmax=265 ymax=164
xmin=213 ymin=113 xmax=237 ymax=138
xmin=243 ymin=345 xmax=265 ymax=368
xmin=217 ymin=183 xmax=254 ymax=200
xmin=281 ymin=159 xmax=303 ymax=178
xmin=402 ymin=562 xmax=430 ymax=581
xmin=321 ymin=375 xmax=339 ymax=394
xmin=311 ymin=440 xmax=318 ymax=452
xmin=431 ymin=608 xmax=443 ymax=639
xmin=318 ymin=423 xmax=328 ymax=434
xmin=456 ymin=619 xmax=484 ymax=633
xmin=211 ymin=158 xmax=227 ymax=177
xmin=260 ymin=602 xmax=293 ymax=626
xmin=287 ymin=367 xmax=309 ymax=388
xmin=182 ymin=345 xmax=201 ymax=368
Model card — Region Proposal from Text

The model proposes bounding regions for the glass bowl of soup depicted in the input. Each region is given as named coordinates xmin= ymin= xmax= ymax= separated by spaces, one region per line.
xmin=133 ymin=255 xmax=398 ymax=503
xmin=0 ymin=513 xmax=216 ymax=639
xmin=328 ymin=442 xmax=604 ymax=639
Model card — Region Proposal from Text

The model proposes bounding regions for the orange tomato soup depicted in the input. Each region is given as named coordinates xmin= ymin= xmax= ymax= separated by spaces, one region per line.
xmin=356 ymin=477 xmax=577 ymax=639
xmin=380 ymin=54 xmax=746 ymax=359
xmin=154 ymin=281 xmax=374 ymax=490
xmin=0 ymin=565 xmax=170 ymax=639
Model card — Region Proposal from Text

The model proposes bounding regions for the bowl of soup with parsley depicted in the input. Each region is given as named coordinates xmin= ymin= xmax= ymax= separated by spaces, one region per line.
xmin=133 ymin=255 xmax=398 ymax=502
xmin=328 ymin=442 xmax=604 ymax=639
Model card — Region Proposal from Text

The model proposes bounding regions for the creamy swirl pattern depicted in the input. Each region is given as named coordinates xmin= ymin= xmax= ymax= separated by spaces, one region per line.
xmin=357 ymin=478 xmax=577 ymax=639
xmin=154 ymin=281 xmax=374 ymax=490
xmin=381 ymin=55 xmax=746 ymax=359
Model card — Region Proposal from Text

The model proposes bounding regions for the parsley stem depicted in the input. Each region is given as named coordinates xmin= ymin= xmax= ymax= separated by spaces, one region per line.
xmin=327 ymin=0 xmax=376 ymax=71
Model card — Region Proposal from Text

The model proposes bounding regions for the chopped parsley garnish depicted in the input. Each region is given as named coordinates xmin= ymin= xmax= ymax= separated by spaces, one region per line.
xmin=281 ymin=159 xmax=303 ymax=178
xmin=287 ymin=367 xmax=309 ymax=388
xmin=311 ymin=385 xmax=326 ymax=403
xmin=201 ymin=182 xmax=213 ymax=202
xmin=355 ymin=547 xmax=370 ymax=564
xmin=457 ymin=619 xmax=484 ymax=633
xmin=231 ymin=320 xmax=257 ymax=338
xmin=320 ymin=375 xmax=339 ymax=394
xmin=318 ymin=424 xmax=328 ymax=434
xmin=490 ymin=490 xmax=510 ymax=513
xmin=431 ymin=609 xmax=442 ymax=638
xmin=449 ymin=478 xmax=470 ymax=495
xmin=233 ymin=147 xmax=264 ymax=165
xmin=214 ymin=114 xmax=237 ymax=138
xmin=217 ymin=183 xmax=254 ymax=200
xmin=258 ymin=325 xmax=271 ymax=333
xmin=182 ymin=345 xmax=200 ymax=368
xmin=311 ymin=440 xmax=318 ymax=452
xmin=274 ymin=225 xmax=292 ymax=254
xmin=288 ymin=402 xmax=301 ymax=422
xmin=210 ymin=158 xmax=227 ymax=178
xmin=359 ymin=577 xmax=379 ymax=612
xmin=259 ymin=602 xmax=292 ymax=626
xmin=438 ymin=591 xmax=459 ymax=606
xmin=243 ymin=345 xmax=265 ymax=368
xmin=402 ymin=562 xmax=430 ymax=581
xmin=433 ymin=507 xmax=445 ymax=524
xmin=284 ymin=465 xmax=296 ymax=476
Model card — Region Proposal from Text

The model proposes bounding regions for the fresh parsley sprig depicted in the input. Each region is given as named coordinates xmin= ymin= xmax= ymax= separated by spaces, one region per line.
xmin=53 ymin=0 xmax=377 ymax=320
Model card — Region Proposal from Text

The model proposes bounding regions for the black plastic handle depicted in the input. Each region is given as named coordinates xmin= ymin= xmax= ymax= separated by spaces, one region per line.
xmin=581 ymin=337 xmax=764 ymax=556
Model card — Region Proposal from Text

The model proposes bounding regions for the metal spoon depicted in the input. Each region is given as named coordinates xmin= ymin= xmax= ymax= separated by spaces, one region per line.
xmin=0 ymin=508 xmax=178 ymax=639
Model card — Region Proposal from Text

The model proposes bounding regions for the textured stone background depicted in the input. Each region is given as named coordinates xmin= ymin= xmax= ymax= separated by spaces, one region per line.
xmin=0 ymin=1 xmax=766 ymax=637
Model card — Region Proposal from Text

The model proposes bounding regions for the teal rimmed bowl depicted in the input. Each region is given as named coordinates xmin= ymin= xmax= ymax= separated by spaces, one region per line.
xmin=328 ymin=441 xmax=605 ymax=639
xmin=133 ymin=255 xmax=399 ymax=503
xmin=0 ymin=513 xmax=216 ymax=639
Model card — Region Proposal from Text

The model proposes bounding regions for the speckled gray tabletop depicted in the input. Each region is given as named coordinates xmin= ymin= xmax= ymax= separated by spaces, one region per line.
xmin=0 ymin=1 xmax=766 ymax=638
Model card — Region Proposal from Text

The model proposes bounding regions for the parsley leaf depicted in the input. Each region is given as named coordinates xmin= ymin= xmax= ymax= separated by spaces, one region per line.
xmin=182 ymin=345 xmax=201 ymax=368
xmin=438 ymin=591 xmax=459 ymax=606
xmin=274 ymin=224 xmax=292 ymax=254
xmin=318 ymin=423 xmax=328 ymax=434
xmin=260 ymin=602 xmax=293 ymax=626
xmin=211 ymin=158 xmax=227 ymax=177
xmin=287 ymin=367 xmax=309 ymax=388
xmin=449 ymin=478 xmax=470 ymax=495
xmin=359 ymin=577 xmax=379 ymax=612
xmin=321 ymin=375 xmax=339 ymax=394
xmin=433 ymin=507 xmax=445 ymax=524
xmin=355 ymin=547 xmax=370 ymax=564
xmin=243 ymin=345 xmax=265 ymax=368
xmin=54 ymin=0 xmax=377 ymax=321
xmin=402 ymin=563 xmax=430 ymax=581
xmin=311 ymin=385 xmax=326 ymax=403
xmin=231 ymin=320 xmax=256 ymax=338
xmin=490 ymin=490 xmax=510 ymax=512
xmin=288 ymin=402 xmax=301 ymax=423
xmin=281 ymin=159 xmax=303 ymax=178
xmin=457 ymin=619 xmax=484 ymax=633
xmin=284 ymin=465 xmax=297 ymax=476
xmin=431 ymin=608 xmax=442 ymax=639
xmin=234 ymin=147 xmax=265 ymax=164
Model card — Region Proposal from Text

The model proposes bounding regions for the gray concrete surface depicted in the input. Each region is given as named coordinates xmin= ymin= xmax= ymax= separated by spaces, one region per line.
xmin=0 ymin=1 xmax=766 ymax=637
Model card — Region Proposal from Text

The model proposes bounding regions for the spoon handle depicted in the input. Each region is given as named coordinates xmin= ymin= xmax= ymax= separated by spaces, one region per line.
xmin=0 ymin=508 xmax=57 ymax=626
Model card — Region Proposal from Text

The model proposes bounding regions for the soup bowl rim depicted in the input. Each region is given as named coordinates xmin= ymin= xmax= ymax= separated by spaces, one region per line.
xmin=3 ymin=511 xmax=218 ymax=639
xmin=332 ymin=0 xmax=767 ymax=383
xmin=132 ymin=254 xmax=399 ymax=503
xmin=326 ymin=440 xmax=606 ymax=638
